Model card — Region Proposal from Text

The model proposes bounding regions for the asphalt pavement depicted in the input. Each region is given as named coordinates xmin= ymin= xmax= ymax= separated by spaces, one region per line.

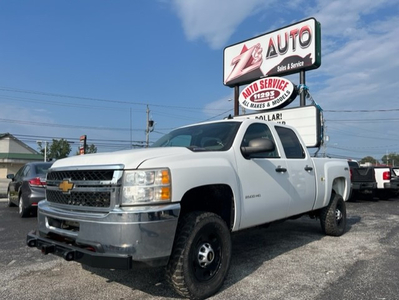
xmin=1 ymin=197 xmax=398 ymax=300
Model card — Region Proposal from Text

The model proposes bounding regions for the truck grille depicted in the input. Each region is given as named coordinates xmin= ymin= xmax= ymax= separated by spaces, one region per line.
xmin=45 ymin=167 xmax=123 ymax=210
xmin=47 ymin=170 xmax=114 ymax=181
xmin=46 ymin=190 xmax=111 ymax=207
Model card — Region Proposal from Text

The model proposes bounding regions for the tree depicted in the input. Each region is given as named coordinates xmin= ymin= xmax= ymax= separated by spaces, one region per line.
xmin=75 ymin=143 xmax=97 ymax=155
xmin=38 ymin=139 xmax=72 ymax=160
xmin=86 ymin=144 xmax=97 ymax=154
xmin=360 ymin=156 xmax=378 ymax=165
xmin=381 ymin=152 xmax=399 ymax=166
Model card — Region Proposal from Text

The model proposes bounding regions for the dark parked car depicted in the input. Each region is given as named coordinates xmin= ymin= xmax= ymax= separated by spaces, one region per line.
xmin=7 ymin=161 xmax=53 ymax=217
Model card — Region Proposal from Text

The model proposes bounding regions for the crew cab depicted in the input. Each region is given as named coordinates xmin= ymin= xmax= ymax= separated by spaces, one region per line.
xmin=27 ymin=119 xmax=350 ymax=299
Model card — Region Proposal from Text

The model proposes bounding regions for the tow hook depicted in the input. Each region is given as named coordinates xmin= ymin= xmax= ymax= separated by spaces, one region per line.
xmin=27 ymin=239 xmax=37 ymax=248
xmin=41 ymin=244 xmax=55 ymax=255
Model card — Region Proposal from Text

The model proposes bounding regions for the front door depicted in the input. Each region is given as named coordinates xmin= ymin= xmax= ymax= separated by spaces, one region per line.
xmin=236 ymin=123 xmax=291 ymax=229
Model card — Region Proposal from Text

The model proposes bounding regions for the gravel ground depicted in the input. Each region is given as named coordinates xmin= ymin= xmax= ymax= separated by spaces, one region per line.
xmin=0 ymin=197 xmax=398 ymax=300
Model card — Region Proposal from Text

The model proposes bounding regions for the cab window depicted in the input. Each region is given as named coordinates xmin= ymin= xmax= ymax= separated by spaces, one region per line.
xmin=275 ymin=126 xmax=305 ymax=159
xmin=241 ymin=123 xmax=279 ymax=158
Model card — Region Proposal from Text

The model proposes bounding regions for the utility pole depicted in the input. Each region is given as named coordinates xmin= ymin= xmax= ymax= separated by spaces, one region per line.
xmin=145 ymin=105 xmax=154 ymax=147
xmin=130 ymin=108 xmax=133 ymax=149
xmin=36 ymin=140 xmax=48 ymax=161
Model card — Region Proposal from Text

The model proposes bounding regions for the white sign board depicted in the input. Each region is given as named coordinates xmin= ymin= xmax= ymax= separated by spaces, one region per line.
xmin=234 ymin=106 xmax=322 ymax=147
xmin=223 ymin=18 xmax=321 ymax=87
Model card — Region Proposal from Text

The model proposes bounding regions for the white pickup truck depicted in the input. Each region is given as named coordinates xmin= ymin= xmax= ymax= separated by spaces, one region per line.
xmin=27 ymin=118 xmax=350 ymax=299
xmin=374 ymin=166 xmax=399 ymax=199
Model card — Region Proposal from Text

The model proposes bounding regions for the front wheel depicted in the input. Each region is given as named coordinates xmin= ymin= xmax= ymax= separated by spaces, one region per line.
xmin=320 ymin=193 xmax=347 ymax=236
xmin=166 ymin=212 xmax=232 ymax=300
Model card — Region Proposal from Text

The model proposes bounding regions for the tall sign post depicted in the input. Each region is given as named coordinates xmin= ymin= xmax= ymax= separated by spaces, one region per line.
xmin=222 ymin=17 xmax=323 ymax=147
xmin=223 ymin=17 xmax=321 ymax=113
xmin=79 ymin=135 xmax=87 ymax=155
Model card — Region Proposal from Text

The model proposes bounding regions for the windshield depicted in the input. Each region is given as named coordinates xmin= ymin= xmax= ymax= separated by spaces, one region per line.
xmin=151 ymin=122 xmax=241 ymax=151
xmin=34 ymin=163 xmax=53 ymax=175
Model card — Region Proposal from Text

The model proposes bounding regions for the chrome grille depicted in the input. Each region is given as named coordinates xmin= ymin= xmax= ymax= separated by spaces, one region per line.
xmin=46 ymin=167 xmax=123 ymax=210
xmin=47 ymin=170 xmax=114 ymax=181
xmin=46 ymin=190 xmax=111 ymax=207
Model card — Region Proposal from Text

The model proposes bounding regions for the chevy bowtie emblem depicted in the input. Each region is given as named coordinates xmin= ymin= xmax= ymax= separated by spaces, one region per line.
xmin=59 ymin=179 xmax=74 ymax=193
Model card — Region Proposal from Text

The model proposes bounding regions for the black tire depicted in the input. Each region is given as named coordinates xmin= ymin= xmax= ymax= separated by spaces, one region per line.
xmin=320 ymin=193 xmax=346 ymax=236
xmin=18 ymin=194 xmax=30 ymax=218
xmin=166 ymin=212 xmax=232 ymax=300
xmin=7 ymin=190 xmax=16 ymax=207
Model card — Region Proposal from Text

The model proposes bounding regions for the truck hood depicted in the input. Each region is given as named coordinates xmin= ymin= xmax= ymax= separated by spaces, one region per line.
xmin=51 ymin=147 xmax=192 ymax=170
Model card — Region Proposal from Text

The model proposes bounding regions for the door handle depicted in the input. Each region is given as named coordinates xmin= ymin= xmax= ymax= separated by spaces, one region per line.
xmin=275 ymin=166 xmax=287 ymax=173
xmin=304 ymin=165 xmax=313 ymax=172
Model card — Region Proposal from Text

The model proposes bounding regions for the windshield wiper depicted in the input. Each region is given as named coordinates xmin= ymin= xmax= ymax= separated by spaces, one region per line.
xmin=186 ymin=146 xmax=207 ymax=152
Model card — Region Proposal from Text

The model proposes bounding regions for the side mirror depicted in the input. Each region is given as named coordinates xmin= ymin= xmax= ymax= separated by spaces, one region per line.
xmin=241 ymin=138 xmax=275 ymax=158
xmin=7 ymin=174 xmax=15 ymax=180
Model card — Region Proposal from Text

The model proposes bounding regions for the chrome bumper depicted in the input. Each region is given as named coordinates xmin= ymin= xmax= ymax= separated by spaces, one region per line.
xmin=31 ymin=200 xmax=180 ymax=267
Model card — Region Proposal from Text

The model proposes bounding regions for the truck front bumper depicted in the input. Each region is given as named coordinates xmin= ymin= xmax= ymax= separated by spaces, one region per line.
xmin=27 ymin=230 xmax=134 ymax=269
xmin=27 ymin=200 xmax=180 ymax=268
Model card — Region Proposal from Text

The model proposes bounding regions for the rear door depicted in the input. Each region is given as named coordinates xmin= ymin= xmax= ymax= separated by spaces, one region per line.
xmin=275 ymin=126 xmax=316 ymax=215
xmin=9 ymin=166 xmax=26 ymax=201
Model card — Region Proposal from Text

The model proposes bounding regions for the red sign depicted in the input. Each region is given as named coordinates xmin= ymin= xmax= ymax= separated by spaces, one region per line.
xmin=239 ymin=77 xmax=297 ymax=111
xmin=79 ymin=135 xmax=86 ymax=155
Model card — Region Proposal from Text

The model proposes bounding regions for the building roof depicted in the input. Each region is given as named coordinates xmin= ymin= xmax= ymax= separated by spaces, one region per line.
xmin=0 ymin=133 xmax=44 ymax=161
xmin=0 ymin=153 xmax=44 ymax=160
xmin=0 ymin=133 xmax=40 ymax=154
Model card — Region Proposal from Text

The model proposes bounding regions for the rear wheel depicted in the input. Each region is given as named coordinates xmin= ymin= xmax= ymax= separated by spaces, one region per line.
xmin=18 ymin=194 xmax=30 ymax=218
xmin=320 ymin=193 xmax=346 ymax=236
xmin=166 ymin=212 xmax=232 ymax=300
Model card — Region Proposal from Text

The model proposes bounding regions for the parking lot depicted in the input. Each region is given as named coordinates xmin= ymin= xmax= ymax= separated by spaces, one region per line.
xmin=1 ymin=197 xmax=398 ymax=300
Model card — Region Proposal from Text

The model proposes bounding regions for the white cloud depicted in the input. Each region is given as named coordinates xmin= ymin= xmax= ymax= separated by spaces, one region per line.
xmin=203 ymin=95 xmax=234 ymax=117
xmin=312 ymin=0 xmax=395 ymax=46
xmin=171 ymin=0 xmax=274 ymax=49
xmin=313 ymin=12 xmax=399 ymax=110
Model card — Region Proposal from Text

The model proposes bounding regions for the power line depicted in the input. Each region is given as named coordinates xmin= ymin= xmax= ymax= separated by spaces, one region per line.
xmin=0 ymin=118 xmax=140 ymax=132
xmin=0 ymin=95 xmax=132 ymax=111
xmin=0 ymin=86 xmax=229 ymax=112
xmin=326 ymin=118 xmax=399 ymax=122
xmin=326 ymin=128 xmax=399 ymax=142
xmin=325 ymin=108 xmax=399 ymax=113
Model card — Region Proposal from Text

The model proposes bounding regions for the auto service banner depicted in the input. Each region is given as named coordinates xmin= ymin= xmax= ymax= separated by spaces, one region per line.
xmin=239 ymin=76 xmax=297 ymax=111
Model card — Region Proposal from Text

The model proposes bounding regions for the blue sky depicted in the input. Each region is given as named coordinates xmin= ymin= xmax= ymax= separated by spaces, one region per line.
xmin=0 ymin=0 xmax=398 ymax=161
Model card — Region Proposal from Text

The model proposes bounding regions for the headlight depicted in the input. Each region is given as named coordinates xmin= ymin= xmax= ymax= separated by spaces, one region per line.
xmin=121 ymin=169 xmax=171 ymax=205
